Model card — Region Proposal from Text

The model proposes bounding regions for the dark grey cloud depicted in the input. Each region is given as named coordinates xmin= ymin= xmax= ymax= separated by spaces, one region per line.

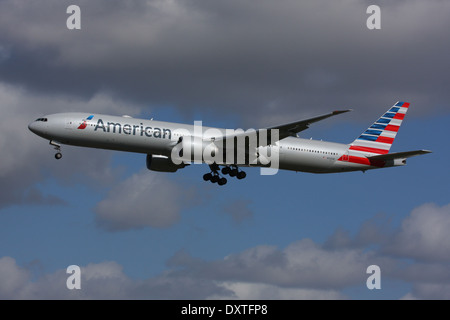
xmin=0 ymin=0 xmax=448 ymax=128
xmin=0 ymin=82 xmax=139 ymax=209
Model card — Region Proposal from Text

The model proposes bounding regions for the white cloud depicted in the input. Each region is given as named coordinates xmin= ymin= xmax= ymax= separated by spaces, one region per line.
xmin=0 ymin=257 xmax=31 ymax=299
xmin=0 ymin=257 xmax=139 ymax=299
xmin=188 ymin=239 xmax=395 ymax=290
xmin=0 ymin=256 xmax=229 ymax=299
xmin=213 ymin=282 xmax=346 ymax=300
xmin=384 ymin=203 xmax=450 ymax=262
xmin=402 ymin=283 xmax=450 ymax=300
xmin=0 ymin=253 xmax=354 ymax=299
xmin=94 ymin=170 xmax=196 ymax=231
xmin=0 ymin=240 xmax=395 ymax=299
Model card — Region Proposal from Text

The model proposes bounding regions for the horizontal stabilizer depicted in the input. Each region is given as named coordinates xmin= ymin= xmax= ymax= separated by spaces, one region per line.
xmin=368 ymin=150 xmax=432 ymax=161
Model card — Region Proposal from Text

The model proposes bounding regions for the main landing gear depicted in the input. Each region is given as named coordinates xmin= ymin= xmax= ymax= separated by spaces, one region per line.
xmin=203 ymin=164 xmax=246 ymax=186
xmin=50 ymin=140 xmax=62 ymax=160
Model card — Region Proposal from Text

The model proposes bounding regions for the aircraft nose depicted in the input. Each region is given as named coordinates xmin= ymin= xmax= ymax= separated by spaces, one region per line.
xmin=28 ymin=121 xmax=38 ymax=133
xmin=28 ymin=117 xmax=50 ymax=137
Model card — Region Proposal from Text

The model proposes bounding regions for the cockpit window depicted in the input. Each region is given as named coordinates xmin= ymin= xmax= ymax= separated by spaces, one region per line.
xmin=35 ymin=118 xmax=48 ymax=122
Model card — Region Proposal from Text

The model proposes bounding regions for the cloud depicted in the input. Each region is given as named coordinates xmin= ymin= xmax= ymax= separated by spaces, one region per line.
xmin=384 ymin=203 xmax=450 ymax=262
xmin=0 ymin=257 xmax=133 ymax=299
xmin=325 ymin=203 xmax=450 ymax=264
xmin=168 ymin=239 xmax=397 ymax=291
xmin=213 ymin=282 xmax=346 ymax=300
xmin=222 ymin=199 xmax=253 ymax=224
xmin=0 ymin=81 xmax=141 ymax=209
xmin=0 ymin=240 xmax=395 ymax=299
xmin=324 ymin=213 xmax=394 ymax=250
xmin=0 ymin=257 xmax=31 ymax=299
xmin=0 ymin=256 xmax=230 ymax=299
xmin=1 ymin=203 xmax=450 ymax=299
xmin=94 ymin=170 xmax=197 ymax=231
xmin=325 ymin=202 xmax=450 ymax=299
xmin=402 ymin=283 xmax=450 ymax=300
xmin=21 ymin=187 xmax=67 ymax=206
xmin=1 ymin=0 xmax=448 ymax=128
xmin=170 ymin=201 xmax=450 ymax=300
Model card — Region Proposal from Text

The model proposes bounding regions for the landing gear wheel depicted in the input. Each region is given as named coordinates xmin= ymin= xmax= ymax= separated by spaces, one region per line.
xmin=229 ymin=169 xmax=238 ymax=177
xmin=237 ymin=171 xmax=246 ymax=179
xmin=205 ymin=164 xmax=230 ymax=186
xmin=221 ymin=166 xmax=230 ymax=175
xmin=50 ymin=141 xmax=62 ymax=160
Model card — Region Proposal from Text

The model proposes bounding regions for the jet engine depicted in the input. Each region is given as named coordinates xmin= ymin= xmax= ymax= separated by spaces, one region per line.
xmin=146 ymin=154 xmax=186 ymax=172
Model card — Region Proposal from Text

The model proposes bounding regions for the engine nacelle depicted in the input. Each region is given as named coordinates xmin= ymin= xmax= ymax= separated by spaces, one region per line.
xmin=146 ymin=154 xmax=186 ymax=172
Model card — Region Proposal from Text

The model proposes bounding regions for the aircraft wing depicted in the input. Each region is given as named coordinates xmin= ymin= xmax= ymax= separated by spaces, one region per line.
xmin=211 ymin=109 xmax=352 ymax=147
xmin=265 ymin=109 xmax=352 ymax=141
xmin=367 ymin=150 xmax=432 ymax=161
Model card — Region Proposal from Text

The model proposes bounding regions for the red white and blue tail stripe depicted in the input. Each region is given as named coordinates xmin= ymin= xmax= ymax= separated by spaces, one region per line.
xmin=349 ymin=101 xmax=409 ymax=155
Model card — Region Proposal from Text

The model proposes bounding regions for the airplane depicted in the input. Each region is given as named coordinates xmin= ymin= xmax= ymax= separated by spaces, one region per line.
xmin=28 ymin=101 xmax=431 ymax=186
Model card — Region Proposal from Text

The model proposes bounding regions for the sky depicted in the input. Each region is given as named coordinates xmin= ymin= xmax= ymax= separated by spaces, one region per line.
xmin=0 ymin=0 xmax=449 ymax=300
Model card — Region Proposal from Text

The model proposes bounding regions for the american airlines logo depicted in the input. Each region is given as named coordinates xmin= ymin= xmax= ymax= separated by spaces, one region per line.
xmin=93 ymin=118 xmax=172 ymax=139
xmin=77 ymin=115 xmax=94 ymax=129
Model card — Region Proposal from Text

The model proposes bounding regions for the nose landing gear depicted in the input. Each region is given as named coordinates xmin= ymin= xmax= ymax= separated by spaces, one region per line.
xmin=50 ymin=140 xmax=62 ymax=160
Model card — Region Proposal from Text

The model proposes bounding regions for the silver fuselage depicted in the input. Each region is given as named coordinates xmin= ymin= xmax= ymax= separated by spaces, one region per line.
xmin=28 ymin=112 xmax=397 ymax=173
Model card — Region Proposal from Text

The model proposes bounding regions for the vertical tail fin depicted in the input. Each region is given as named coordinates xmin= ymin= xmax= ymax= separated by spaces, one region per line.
xmin=350 ymin=101 xmax=410 ymax=155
